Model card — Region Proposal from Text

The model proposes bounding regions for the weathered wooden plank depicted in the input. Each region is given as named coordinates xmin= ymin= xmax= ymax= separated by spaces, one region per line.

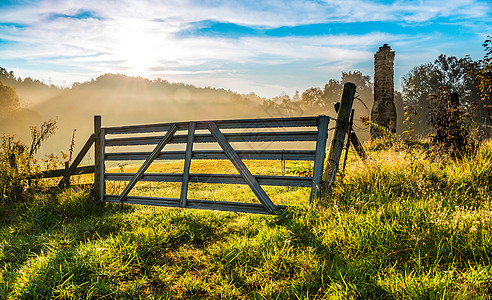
xmin=104 ymin=195 xmax=272 ymax=214
xmin=208 ymin=122 xmax=276 ymax=213
xmin=32 ymin=165 xmax=95 ymax=179
xmin=180 ymin=122 xmax=196 ymax=208
xmin=310 ymin=115 xmax=329 ymax=203
xmin=104 ymin=116 xmax=320 ymax=135
xmin=334 ymin=102 xmax=367 ymax=161
xmin=341 ymin=109 xmax=355 ymax=173
xmin=350 ymin=131 xmax=367 ymax=161
xmin=105 ymin=195 xmax=180 ymax=207
xmin=105 ymin=150 xmax=317 ymax=161
xmin=322 ymin=83 xmax=356 ymax=194
xmin=58 ymin=134 xmax=96 ymax=188
xmin=94 ymin=116 xmax=102 ymax=202
xmin=98 ymin=128 xmax=106 ymax=200
xmin=118 ymin=125 xmax=178 ymax=202
xmin=105 ymin=131 xmax=318 ymax=147
xmin=186 ymin=199 xmax=271 ymax=214
xmin=105 ymin=173 xmax=313 ymax=187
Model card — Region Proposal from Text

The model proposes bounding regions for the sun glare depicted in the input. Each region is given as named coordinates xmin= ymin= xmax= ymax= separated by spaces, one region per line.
xmin=113 ymin=19 xmax=162 ymax=77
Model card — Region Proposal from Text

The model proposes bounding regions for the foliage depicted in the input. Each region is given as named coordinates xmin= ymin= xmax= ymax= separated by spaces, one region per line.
xmin=300 ymin=71 xmax=374 ymax=112
xmin=402 ymin=105 xmax=419 ymax=138
xmin=285 ymin=161 xmax=313 ymax=177
xmin=0 ymin=80 xmax=20 ymax=117
xmin=0 ymin=120 xmax=57 ymax=203
xmin=402 ymin=55 xmax=479 ymax=134
xmin=29 ymin=118 xmax=57 ymax=156
xmin=301 ymin=87 xmax=324 ymax=108
xmin=0 ymin=67 xmax=60 ymax=90
xmin=469 ymin=37 xmax=492 ymax=139
xmin=426 ymin=86 xmax=475 ymax=157
xmin=473 ymin=36 xmax=492 ymax=101
xmin=0 ymin=136 xmax=38 ymax=203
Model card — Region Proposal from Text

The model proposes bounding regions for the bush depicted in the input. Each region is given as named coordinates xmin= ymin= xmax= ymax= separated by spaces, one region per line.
xmin=426 ymin=86 xmax=476 ymax=158
xmin=0 ymin=135 xmax=38 ymax=203
xmin=0 ymin=119 xmax=57 ymax=203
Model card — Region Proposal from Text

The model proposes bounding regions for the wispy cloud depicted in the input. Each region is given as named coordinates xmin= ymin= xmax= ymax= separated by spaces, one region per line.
xmin=0 ymin=0 xmax=490 ymax=97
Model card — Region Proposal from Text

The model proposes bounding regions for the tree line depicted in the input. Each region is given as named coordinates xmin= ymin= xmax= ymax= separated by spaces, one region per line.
xmin=1 ymin=36 xmax=491 ymax=139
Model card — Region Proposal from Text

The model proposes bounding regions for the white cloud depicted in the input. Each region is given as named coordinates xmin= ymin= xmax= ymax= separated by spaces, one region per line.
xmin=0 ymin=0 xmax=490 ymax=97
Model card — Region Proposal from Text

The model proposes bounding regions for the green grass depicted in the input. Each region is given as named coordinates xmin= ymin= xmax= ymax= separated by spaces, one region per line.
xmin=1 ymin=141 xmax=492 ymax=299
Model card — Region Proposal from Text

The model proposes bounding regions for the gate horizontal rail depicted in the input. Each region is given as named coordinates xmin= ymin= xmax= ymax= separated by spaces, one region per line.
xmin=105 ymin=150 xmax=316 ymax=161
xmin=104 ymin=116 xmax=321 ymax=134
xmin=103 ymin=195 xmax=281 ymax=214
xmin=105 ymin=131 xmax=319 ymax=146
xmin=105 ymin=173 xmax=313 ymax=187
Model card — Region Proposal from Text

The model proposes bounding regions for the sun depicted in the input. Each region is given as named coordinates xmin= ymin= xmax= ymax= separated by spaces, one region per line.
xmin=112 ymin=19 xmax=162 ymax=77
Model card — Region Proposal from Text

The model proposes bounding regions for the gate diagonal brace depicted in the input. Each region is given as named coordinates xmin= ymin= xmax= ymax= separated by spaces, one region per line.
xmin=58 ymin=133 xmax=96 ymax=188
xmin=208 ymin=122 xmax=276 ymax=213
xmin=118 ymin=124 xmax=178 ymax=203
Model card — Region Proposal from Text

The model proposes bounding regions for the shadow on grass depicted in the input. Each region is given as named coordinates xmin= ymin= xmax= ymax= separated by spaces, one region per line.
xmin=270 ymin=207 xmax=395 ymax=299
xmin=0 ymin=187 xmax=134 ymax=285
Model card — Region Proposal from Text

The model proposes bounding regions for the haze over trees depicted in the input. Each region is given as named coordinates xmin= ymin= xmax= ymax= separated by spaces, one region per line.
xmin=0 ymin=77 xmax=41 ymax=135
xmin=2 ymin=36 xmax=492 ymax=158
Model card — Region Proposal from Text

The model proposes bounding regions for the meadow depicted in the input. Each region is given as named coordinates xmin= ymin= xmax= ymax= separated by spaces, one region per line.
xmin=1 ymin=139 xmax=492 ymax=299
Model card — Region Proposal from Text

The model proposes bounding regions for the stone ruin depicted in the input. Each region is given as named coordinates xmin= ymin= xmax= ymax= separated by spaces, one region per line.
xmin=371 ymin=44 xmax=397 ymax=138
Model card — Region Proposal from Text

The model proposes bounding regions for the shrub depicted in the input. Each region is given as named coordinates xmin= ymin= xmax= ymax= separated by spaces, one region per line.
xmin=0 ymin=119 xmax=57 ymax=203
xmin=0 ymin=135 xmax=38 ymax=203
xmin=426 ymin=86 xmax=476 ymax=158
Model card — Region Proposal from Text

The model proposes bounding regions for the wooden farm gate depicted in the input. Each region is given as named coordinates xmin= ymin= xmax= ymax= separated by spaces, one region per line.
xmin=35 ymin=82 xmax=358 ymax=214
xmin=94 ymin=115 xmax=330 ymax=214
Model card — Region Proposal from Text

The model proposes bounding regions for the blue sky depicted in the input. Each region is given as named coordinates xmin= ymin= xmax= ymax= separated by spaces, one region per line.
xmin=0 ymin=0 xmax=491 ymax=98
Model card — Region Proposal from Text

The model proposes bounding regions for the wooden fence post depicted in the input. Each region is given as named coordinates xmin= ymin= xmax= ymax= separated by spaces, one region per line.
xmin=94 ymin=116 xmax=102 ymax=201
xmin=321 ymin=82 xmax=356 ymax=195
xmin=334 ymin=102 xmax=367 ymax=161
xmin=61 ymin=161 xmax=70 ymax=188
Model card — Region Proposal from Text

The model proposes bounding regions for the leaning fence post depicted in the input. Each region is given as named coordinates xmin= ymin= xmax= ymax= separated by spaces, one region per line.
xmin=62 ymin=161 xmax=70 ymax=188
xmin=334 ymin=102 xmax=367 ymax=161
xmin=321 ymin=82 xmax=356 ymax=195
xmin=94 ymin=116 xmax=103 ymax=201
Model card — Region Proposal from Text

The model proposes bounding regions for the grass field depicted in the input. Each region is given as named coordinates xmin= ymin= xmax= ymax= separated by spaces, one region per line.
xmin=1 ymin=140 xmax=492 ymax=299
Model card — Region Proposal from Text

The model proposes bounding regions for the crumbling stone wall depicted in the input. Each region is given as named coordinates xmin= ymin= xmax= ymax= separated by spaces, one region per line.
xmin=371 ymin=44 xmax=397 ymax=138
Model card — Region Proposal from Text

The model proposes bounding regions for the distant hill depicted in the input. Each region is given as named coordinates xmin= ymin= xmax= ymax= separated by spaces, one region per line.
xmin=25 ymin=74 xmax=270 ymax=157
xmin=0 ymin=67 xmax=63 ymax=107
xmin=2 ymin=68 xmax=380 ymax=160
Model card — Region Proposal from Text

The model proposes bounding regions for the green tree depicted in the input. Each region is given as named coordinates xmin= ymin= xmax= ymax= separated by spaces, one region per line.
xmin=301 ymin=87 xmax=324 ymax=109
xmin=0 ymin=67 xmax=15 ymax=81
xmin=474 ymin=38 xmax=492 ymax=100
xmin=321 ymin=79 xmax=342 ymax=105
xmin=402 ymin=54 xmax=479 ymax=134
xmin=471 ymin=36 xmax=492 ymax=138
xmin=0 ymin=80 xmax=20 ymax=117
xmin=342 ymin=71 xmax=373 ymax=105
xmin=293 ymin=90 xmax=301 ymax=102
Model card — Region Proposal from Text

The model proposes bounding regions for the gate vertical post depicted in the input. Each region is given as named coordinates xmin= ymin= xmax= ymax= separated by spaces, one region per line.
xmin=94 ymin=116 xmax=103 ymax=201
xmin=310 ymin=115 xmax=329 ymax=204
xmin=322 ymin=83 xmax=356 ymax=195
xmin=180 ymin=122 xmax=196 ymax=208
